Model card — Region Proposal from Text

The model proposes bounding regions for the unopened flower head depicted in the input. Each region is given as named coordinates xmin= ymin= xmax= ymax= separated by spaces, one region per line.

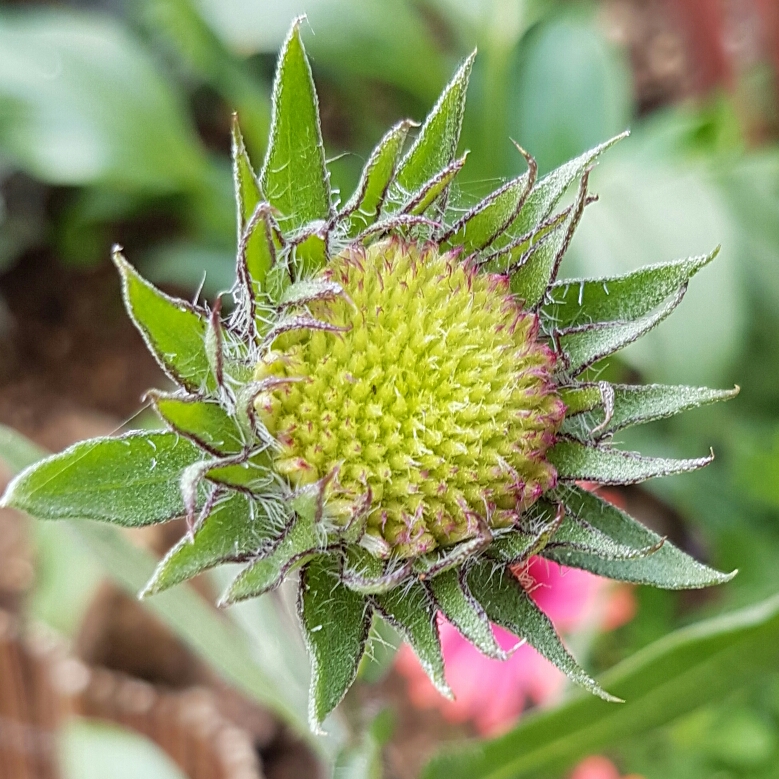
xmin=1 ymin=18 xmax=738 ymax=730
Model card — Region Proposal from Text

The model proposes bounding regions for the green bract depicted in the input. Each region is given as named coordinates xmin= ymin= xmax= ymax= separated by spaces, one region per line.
xmin=2 ymin=18 xmax=738 ymax=730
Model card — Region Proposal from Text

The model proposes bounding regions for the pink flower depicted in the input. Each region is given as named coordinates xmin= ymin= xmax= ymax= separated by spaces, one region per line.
xmin=395 ymin=556 xmax=635 ymax=735
xmin=570 ymin=756 xmax=645 ymax=779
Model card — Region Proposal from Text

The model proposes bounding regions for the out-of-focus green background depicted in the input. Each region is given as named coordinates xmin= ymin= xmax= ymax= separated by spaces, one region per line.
xmin=2 ymin=1 xmax=779 ymax=778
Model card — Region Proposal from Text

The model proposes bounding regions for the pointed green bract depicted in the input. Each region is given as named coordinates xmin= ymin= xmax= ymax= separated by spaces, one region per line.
xmin=559 ymin=385 xmax=603 ymax=416
xmin=549 ymin=440 xmax=713 ymax=484
xmin=546 ymin=487 xmax=735 ymax=589
xmin=205 ymin=455 xmax=273 ymax=492
xmin=1 ymin=432 xmax=203 ymax=526
xmin=551 ymin=514 xmax=657 ymax=561
xmin=373 ymin=581 xmax=451 ymax=699
xmin=560 ymin=286 xmax=687 ymax=374
xmin=221 ymin=512 xmax=322 ymax=604
xmin=300 ymin=555 xmax=371 ymax=729
xmin=142 ymin=492 xmax=277 ymax=596
xmin=510 ymin=170 xmax=589 ymax=305
xmin=563 ymin=383 xmax=740 ymax=440
xmin=442 ymin=162 xmax=535 ymax=253
xmin=260 ymin=19 xmax=330 ymax=231
xmin=503 ymin=131 xmax=629 ymax=242
xmin=342 ymin=120 xmax=412 ymax=238
xmin=386 ymin=52 xmax=474 ymax=211
xmin=113 ymin=249 xmax=215 ymax=393
xmin=544 ymin=249 xmax=718 ymax=330
xmin=468 ymin=560 xmax=618 ymax=701
xmin=151 ymin=392 xmax=246 ymax=456
xmin=231 ymin=116 xmax=262 ymax=238
xmin=428 ymin=569 xmax=505 ymax=660
xmin=295 ymin=229 xmax=329 ymax=277
xmin=239 ymin=203 xmax=277 ymax=300
xmin=404 ymin=153 xmax=467 ymax=216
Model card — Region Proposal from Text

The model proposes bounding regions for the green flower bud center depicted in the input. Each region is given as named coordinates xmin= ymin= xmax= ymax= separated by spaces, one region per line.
xmin=254 ymin=240 xmax=563 ymax=558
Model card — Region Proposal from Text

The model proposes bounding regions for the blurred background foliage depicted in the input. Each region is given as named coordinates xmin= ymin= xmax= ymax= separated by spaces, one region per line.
xmin=3 ymin=0 xmax=779 ymax=777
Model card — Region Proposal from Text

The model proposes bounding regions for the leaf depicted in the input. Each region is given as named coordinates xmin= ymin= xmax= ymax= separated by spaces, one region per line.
xmin=559 ymin=384 xmax=603 ymax=416
xmin=548 ymin=440 xmax=713 ymax=485
xmin=341 ymin=119 xmax=413 ymax=238
xmin=441 ymin=151 xmax=536 ymax=253
xmin=559 ymin=285 xmax=687 ymax=375
xmin=113 ymin=249 xmax=215 ymax=394
xmin=0 ymin=427 xmax=330 ymax=751
xmin=142 ymin=492 xmax=279 ymax=596
xmin=260 ymin=19 xmax=331 ymax=231
xmin=205 ymin=455 xmax=274 ymax=492
xmin=510 ymin=168 xmax=590 ymax=305
xmin=231 ymin=115 xmax=262 ymax=236
xmin=386 ymin=52 xmax=475 ymax=211
xmin=563 ymin=383 xmax=739 ymax=439
xmin=220 ymin=512 xmax=322 ymax=604
xmin=373 ymin=581 xmax=451 ymax=699
xmin=0 ymin=12 xmax=208 ymax=190
xmin=1 ymin=431 xmax=203 ymax=527
xmin=299 ymin=555 xmax=371 ymax=729
xmin=150 ymin=392 xmax=246 ymax=456
xmin=403 ymin=153 xmax=467 ymax=216
xmin=294 ymin=228 xmax=329 ymax=277
xmin=545 ymin=486 xmax=734 ymax=588
xmin=543 ymin=249 xmax=718 ymax=329
xmin=549 ymin=513 xmax=658 ymax=562
xmin=422 ymin=593 xmax=779 ymax=779
xmin=427 ymin=568 xmax=505 ymax=660
xmin=505 ymin=131 xmax=628 ymax=241
xmin=467 ymin=561 xmax=617 ymax=702
xmin=239 ymin=202 xmax=277 ymax=302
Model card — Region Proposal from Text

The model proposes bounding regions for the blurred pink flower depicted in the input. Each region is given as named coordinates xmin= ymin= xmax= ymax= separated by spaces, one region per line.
xmin=395 ymin=555 xmax=635 ymax=735
xmin=570 ymin=755 xmax=644 ymax=779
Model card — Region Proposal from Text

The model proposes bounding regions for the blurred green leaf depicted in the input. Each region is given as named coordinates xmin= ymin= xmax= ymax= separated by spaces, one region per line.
xmin=509 ymin=13 xmax=631 ymax=175
xmin=61 ymin=719 xmax=187 ymax=779
xmin=423 ymin=592 xmax=779 ymax=779
xmin=194 ymin=0 xmax=448 ymax=102
xmin=0 ymin=11 xmax=208 ymax=191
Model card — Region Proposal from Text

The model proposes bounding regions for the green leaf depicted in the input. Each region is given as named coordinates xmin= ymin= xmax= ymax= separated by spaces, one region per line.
xmin=487 ymin=512 xmax=563 ymax=565
xmin=239 ymin=203 xmax=277 ymax=302
xmin=509 ymin=169 xmax=590 ymax=306
xmin=113 ymin=249 xmax=215 ymax=394
xmin=506 ymin=131 xmax=628 ymax=240
xmin=563 ymin=383 xmax=739 ymax=439
xmin=548 ymin=440 xmax=713 ymax=484
xmin=543 ymin=249 xmax=718 ymax=329
xmin=0 ymin=12 xmax=208 ymax=190
xmin=2 ymin=431 xmax=202 ymax=527
xmin=0 ymin=427 xmax=328 ymax=751
xmin=231 ymin=115 xmax=262 ymax=235
xmin=403 ymin=153 xmax=467 ymax=216
xmin=205 ymin=454 xmax=274 ymax=492
xmin=373 ymin=581 xmax=451 ymax=699
xmin=387 ymin=51 xmax=475 ymax=211
xmin=299 ymin=555 xmax=371 ymax=729
xmin=294 ymin=229 xmax=329 ymax=277
xmin=150 ymin=392 xmax=245 ymax=456
xmin=428 ymin=568 xmax=505 ymax=660
xmin=142 ymin=492 xmax=279 ymax=596
xmin=559 ymin=285 xmax=687 ymax=375
xmin=220 ymin=512 xmax=322 ymax=604
xmin=550 ymin=513 xmax=658 ymax=561
xmin=422 ymin=593 xmax=779 ymax=779
xmin=467 ymin=561 xmax=617 ymax=702
xmin=545 ymin=486 xmax=734 ymax=588
xmin=441 ymin=153 xmax=536 ymax=253
xmin=343 ymin=546 xmax=414 ymax=595
xmin=260 ymin=19 xmax=330 ymax=231
xmin=342 ymin=120 xmax=412 ymax=239
xmin=559 ymin=384 xmax=602 ymax=416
